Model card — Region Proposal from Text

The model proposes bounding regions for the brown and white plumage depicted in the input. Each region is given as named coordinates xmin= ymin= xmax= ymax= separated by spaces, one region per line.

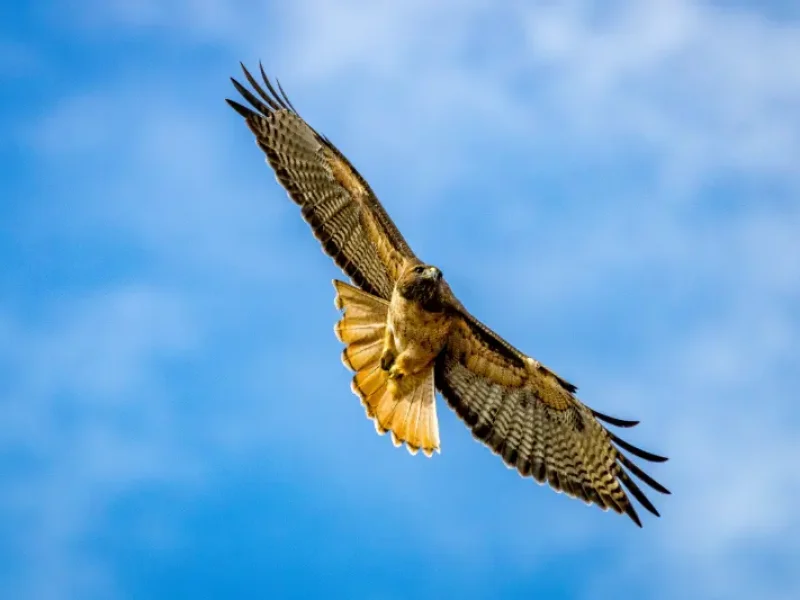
xmin=227 ymin=64 xmax=411 ymax=300
xmin=227 ymin=63 xmax=670 ymax=527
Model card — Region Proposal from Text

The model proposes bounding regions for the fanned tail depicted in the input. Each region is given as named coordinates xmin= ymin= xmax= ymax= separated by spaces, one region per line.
xmin=333 ymin=280 xmax=440 ymax=456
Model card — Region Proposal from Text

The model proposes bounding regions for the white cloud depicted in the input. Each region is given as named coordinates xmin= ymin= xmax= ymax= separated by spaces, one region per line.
xmin=57 ymin=0 xmax=273 ymax=43
xmin=8 ymin=0 xmax=800 ymax=598
xmin=1 ymin=285 xmax=201 ymax=600
xmin=272 ymin=0 xmax=800 ymax=192
xmin=1 ymin=286 xmax=195 ymax=441
xmin=519 ymin=0 xmax=800 ymax=191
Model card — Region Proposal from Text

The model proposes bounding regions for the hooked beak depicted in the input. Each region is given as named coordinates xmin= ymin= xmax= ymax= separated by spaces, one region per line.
xmin=423 ymin=266 xmax=442 ymax=281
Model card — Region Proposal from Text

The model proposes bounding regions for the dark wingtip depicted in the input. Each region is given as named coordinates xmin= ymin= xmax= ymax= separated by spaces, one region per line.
xmin=230 ymin=62 xmax=300 ymax=118
xmin=617 ymin=451 xmax=671 ymax=495
xmin=592 ymin=409 xmax=640 ymax=428
xmin=239 ymin=63 xmax=280 ymax=111
xmin=619 ymin=469 xmax=660 ymax=520
xmin=624 ymin=502 xmax=643 ymax=528
xmin=226 ymin=98 xmax=255 ymax=119
xmin=229 ymin=76 xmax=273 ymax=115
xmin=275 ymin=78 xmax=298 ymax=112
xmin=261 ymin=71 xmax=290 ymax=111
xmin=609 ymin=432 xmax=668 ymax=463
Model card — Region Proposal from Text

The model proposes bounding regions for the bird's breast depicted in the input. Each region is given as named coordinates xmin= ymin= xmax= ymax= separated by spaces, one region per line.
xmin=388 ymin=293 xmax=452 ymax=357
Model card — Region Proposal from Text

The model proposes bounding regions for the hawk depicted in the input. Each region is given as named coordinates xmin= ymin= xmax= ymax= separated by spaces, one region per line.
xmin=227 ymin=63 xmax=669 ymax=527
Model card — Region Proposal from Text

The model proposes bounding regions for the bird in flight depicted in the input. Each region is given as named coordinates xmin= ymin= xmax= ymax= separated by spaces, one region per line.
xmin=226 ymin=63 xmax=669 ymax=527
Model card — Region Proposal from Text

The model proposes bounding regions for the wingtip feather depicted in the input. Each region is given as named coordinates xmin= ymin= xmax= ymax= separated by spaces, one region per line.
xmin=610 ymin=432 xmax=669 ymax=463
xmin=226 ymin=98 xmax=255 ymax=119
xmin=592 ymin=409 xmax=640 ymax=428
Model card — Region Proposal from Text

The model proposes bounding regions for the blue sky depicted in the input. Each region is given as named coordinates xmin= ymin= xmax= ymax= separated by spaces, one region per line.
xmin=2 ymin=1 xmax=799 ymax=598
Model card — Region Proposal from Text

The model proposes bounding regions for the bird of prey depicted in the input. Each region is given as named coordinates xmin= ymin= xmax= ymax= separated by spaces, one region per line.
xmin=226 ymin=63 xmax=669 ymax=527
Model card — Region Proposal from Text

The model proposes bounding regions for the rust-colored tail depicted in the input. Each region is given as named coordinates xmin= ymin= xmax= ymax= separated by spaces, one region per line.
xmin=333 ymin=280 xmax=440 ymax=456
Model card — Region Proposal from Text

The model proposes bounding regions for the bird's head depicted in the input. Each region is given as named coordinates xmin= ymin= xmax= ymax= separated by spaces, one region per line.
xmin=397 ymin=263 xmax=444 ymax=306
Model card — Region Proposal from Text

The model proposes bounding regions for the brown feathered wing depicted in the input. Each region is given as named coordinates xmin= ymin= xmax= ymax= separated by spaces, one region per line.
xmin=436 ymin=307 xmax=670 ymax=526
xmin=226 ymin=63 xmax=415 ymax=299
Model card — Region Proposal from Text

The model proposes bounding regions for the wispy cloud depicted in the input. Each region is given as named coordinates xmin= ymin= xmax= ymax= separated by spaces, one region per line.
xmin=3 ymin=1 xmax=800 ymax=598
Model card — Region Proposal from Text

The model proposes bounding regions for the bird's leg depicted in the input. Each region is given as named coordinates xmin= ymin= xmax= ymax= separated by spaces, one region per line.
xmin=380 ymin=349 xmax=396 ymax=371
xmin=387 ymin=357 xmax=408 ymax=381
xmin=380 ymin=327 xmax=397 ymax=372
xmin=387 ymin=346 xmax=427 ymax=381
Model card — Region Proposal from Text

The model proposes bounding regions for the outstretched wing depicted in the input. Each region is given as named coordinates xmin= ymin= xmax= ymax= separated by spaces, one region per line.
xmin=227 ymin=63 xmax=416 ymax=300
xmin=436 ymin=306 xmax=669 ymax=527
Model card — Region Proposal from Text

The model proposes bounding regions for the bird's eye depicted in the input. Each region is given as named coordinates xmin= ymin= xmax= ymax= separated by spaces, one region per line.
xmin=413 ymin=266 xmax=425 ymax=273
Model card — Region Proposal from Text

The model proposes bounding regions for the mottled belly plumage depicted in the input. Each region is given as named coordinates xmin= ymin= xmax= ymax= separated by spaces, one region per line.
xmin=386 ymin=294 xmax=452 ymax=377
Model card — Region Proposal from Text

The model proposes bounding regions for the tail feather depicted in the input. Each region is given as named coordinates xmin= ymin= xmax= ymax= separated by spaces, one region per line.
xmin=352 ymin=364 xmax=385 ymax=398
xmin=398 ymin=398 xmax=423 ymax=455
xmin=333 ymin=280 xmax=440 ymax=456
xmin=414 ymin=378 xmax=440 ymax=456
xmin=342 ymin=338 xmax=383 ymax=371
xmin=388 ymin=371 xmax=439 ymax=456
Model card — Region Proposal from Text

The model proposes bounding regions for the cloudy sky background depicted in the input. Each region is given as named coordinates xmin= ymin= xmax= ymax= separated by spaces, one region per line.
xmin=2 ymin=1 xmax=799 ymax=598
